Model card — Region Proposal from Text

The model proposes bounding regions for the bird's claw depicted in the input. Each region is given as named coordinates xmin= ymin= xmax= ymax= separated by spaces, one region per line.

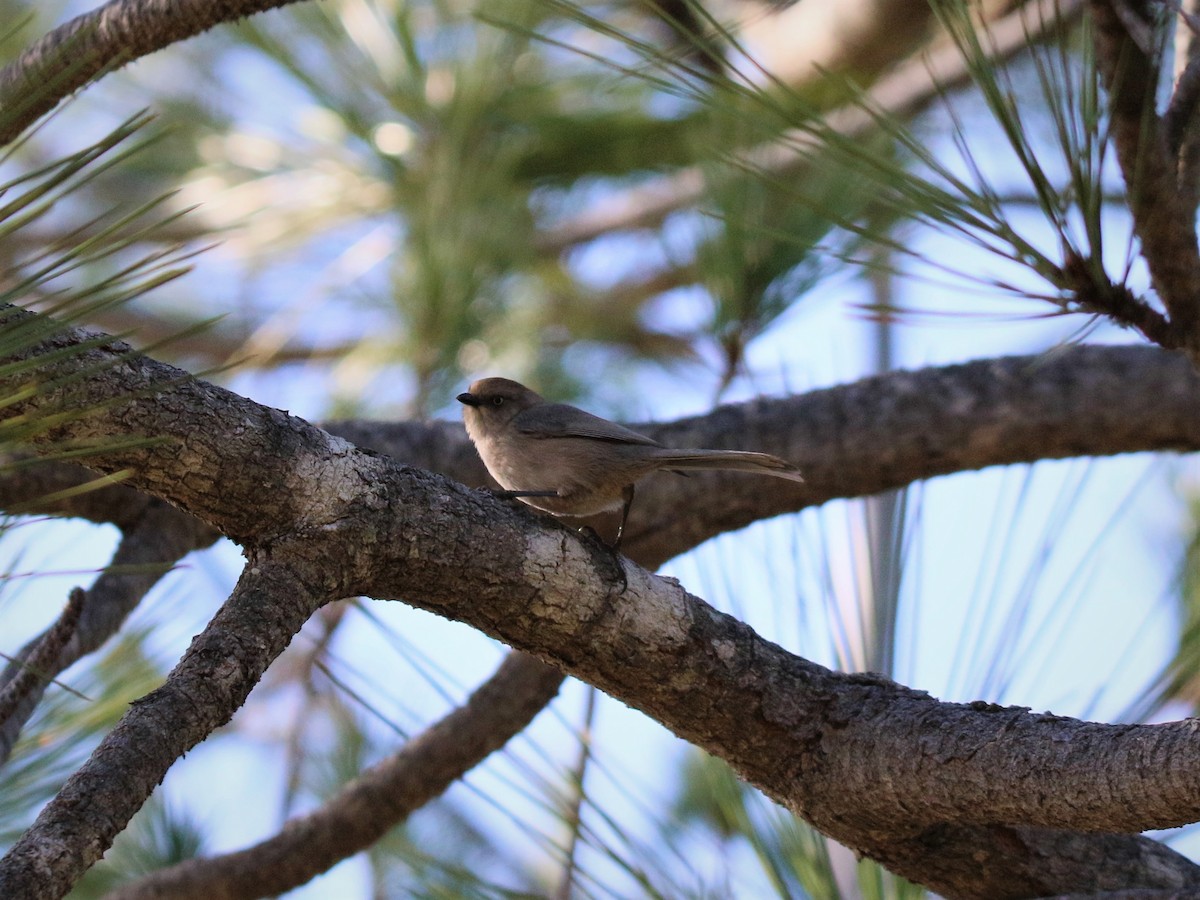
xmin=577 ymin=526 xmax=628 ymax=594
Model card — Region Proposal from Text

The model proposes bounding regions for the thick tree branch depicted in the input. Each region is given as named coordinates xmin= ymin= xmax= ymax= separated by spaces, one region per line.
xmin=110 ymin=652 xmax=563 ymax=900
xmin=332 ymin=342 xmax=1200 ymax=569
xmin=13 ymin=300 xmax=1200 ymax=570
xmin=886 ymin=826 xmax=1200 ymax=899
xmin=8 ymin=338 xmax=1200 ymax=574
xmin=0 ymin=0 xmax=309 ymax=147
xmin=5 ymin=312 xmax=1200 ymax=897
xmin=3 ymin=450 xmax=1200 ymax=897
xmin=0 ymin=320 xmax=366 ymax=547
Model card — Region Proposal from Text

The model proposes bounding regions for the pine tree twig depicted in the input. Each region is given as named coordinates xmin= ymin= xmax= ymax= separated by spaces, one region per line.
xmin=0 ymin=587 xmax=85 ymax=729
xmin=0 ymin=0 xmax=310 ymax=146
xmin=1061 ymin=251 xmax=1177 ymax=345
xmin=109 ymin=651 xmax=563 ymax=900
xmin=1167 ymin=0 xmax=1200 ymax=218
xmin=1164 ymin=48 xmax=1200 ymax=158
xmin=1091 ymin=0 xmax=1200 ymax=350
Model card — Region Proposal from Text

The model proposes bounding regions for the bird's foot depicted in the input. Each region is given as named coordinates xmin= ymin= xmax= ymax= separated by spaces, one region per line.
xmin=577 ymin=526 xmax=628 ymax=594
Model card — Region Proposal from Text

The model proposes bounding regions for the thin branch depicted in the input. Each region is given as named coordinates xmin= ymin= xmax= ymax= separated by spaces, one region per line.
xmin=110 ymin=652 xmax=562 ymax=900
xmin=1168 ymin=0 xmax=1200 ymax=216
xmin=0 ymin=501 xmax=218 ymax=765
xmin=0 ymin=556 xmax=323 ymax=900
xmin=0 ymin=0 xmax=310 ymax=147
xmin=1060 ymin=252 xmax=1175 ymax=345
xmin=1091 ymin=0 xmax=1200 ymax=350
xmin=1164 ymin=40 xmax=1200 ymax=157
xmin=0 ymin=586 xmax=84 ymax=727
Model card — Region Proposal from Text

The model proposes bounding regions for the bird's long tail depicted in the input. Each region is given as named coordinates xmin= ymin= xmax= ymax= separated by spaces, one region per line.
xmin=650 ymin=449 xmax=804 ymax=482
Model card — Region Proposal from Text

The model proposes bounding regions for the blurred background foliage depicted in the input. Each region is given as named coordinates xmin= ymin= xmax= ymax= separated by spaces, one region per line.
xmin=1 ymin=0 xmax=887 ymax=417
xmin=3 ymin=0 xmax=1199 ymax=896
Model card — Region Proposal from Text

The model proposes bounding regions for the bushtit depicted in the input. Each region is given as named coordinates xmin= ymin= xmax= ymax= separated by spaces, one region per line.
xmin=457 ymin=377 xmax=803 ymax=547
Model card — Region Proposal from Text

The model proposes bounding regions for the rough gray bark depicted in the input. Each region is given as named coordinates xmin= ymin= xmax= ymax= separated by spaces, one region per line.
xmin=12 ymin=341 xmax=1200 ymax=573
xmin=0 ymin=0 xmax=310 ymax=146
xmin=108 ymin=652 xmax=563 ymax=900
xmin=1 ymin=309 xmax=1200 ymax=898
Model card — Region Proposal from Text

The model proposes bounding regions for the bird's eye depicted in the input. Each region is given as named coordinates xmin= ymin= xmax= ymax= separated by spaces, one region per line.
xmin=491 ymin=396 xmax=504 ymax=406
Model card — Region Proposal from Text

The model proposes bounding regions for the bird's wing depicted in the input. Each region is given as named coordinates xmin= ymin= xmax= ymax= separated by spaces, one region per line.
xmin=515 ymin=403 xmax=663 ymax=446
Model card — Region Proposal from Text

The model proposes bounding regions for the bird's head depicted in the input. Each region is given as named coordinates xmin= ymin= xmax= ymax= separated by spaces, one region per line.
xmin=457 ymin=377 xmax=543 ymax=432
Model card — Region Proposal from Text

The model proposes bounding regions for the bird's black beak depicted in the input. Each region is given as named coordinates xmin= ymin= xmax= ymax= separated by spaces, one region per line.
xmin=457 ymin=392 xmax=480 ymax=407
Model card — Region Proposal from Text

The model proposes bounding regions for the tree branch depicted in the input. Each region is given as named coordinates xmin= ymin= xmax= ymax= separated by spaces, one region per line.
xmin=3 ymin=445 xmax=1200 ymax=897
xmin=0 ymin=500 xmax=217 ymax=765
xmin=109 ymin=652 xmax=563 ymax=900
xmin=0 ymin=0 xmax=309 ymax=147
xmin=333 ymin=342 xmax=1200 ymax=569
xmin=0 ymin=587 xmax=84 ymax=728
xmin=6 ymin=310 xmax=1200 ymax=896
xmin=0 ymin=454 xmax=155 ymax=528
xmin=1091 ymin=0 xmax=1200 ymax=351
xmin=11 ymin=336 xmax=1200 ymax=574
xmin=1169 ymin=0 xmax=1200 ymax=219
xmin=883 ymin=826 xmax=1200 ymax=899
xmin=0 ymin=556 xmax=324 ymax=899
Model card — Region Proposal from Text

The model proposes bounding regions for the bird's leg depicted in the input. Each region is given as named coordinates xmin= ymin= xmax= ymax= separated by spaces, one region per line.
xmin=613 ymin=484 xmax=636 ymax=551
xmin=601 ymin=484 xmax=637 ymax=594
xmin=573 ymin=485 xmax=635 ymax=594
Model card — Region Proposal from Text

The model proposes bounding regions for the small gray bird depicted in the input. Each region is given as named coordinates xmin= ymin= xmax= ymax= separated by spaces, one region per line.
xmin=457 ymin=377 xmax=803 ymax=547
